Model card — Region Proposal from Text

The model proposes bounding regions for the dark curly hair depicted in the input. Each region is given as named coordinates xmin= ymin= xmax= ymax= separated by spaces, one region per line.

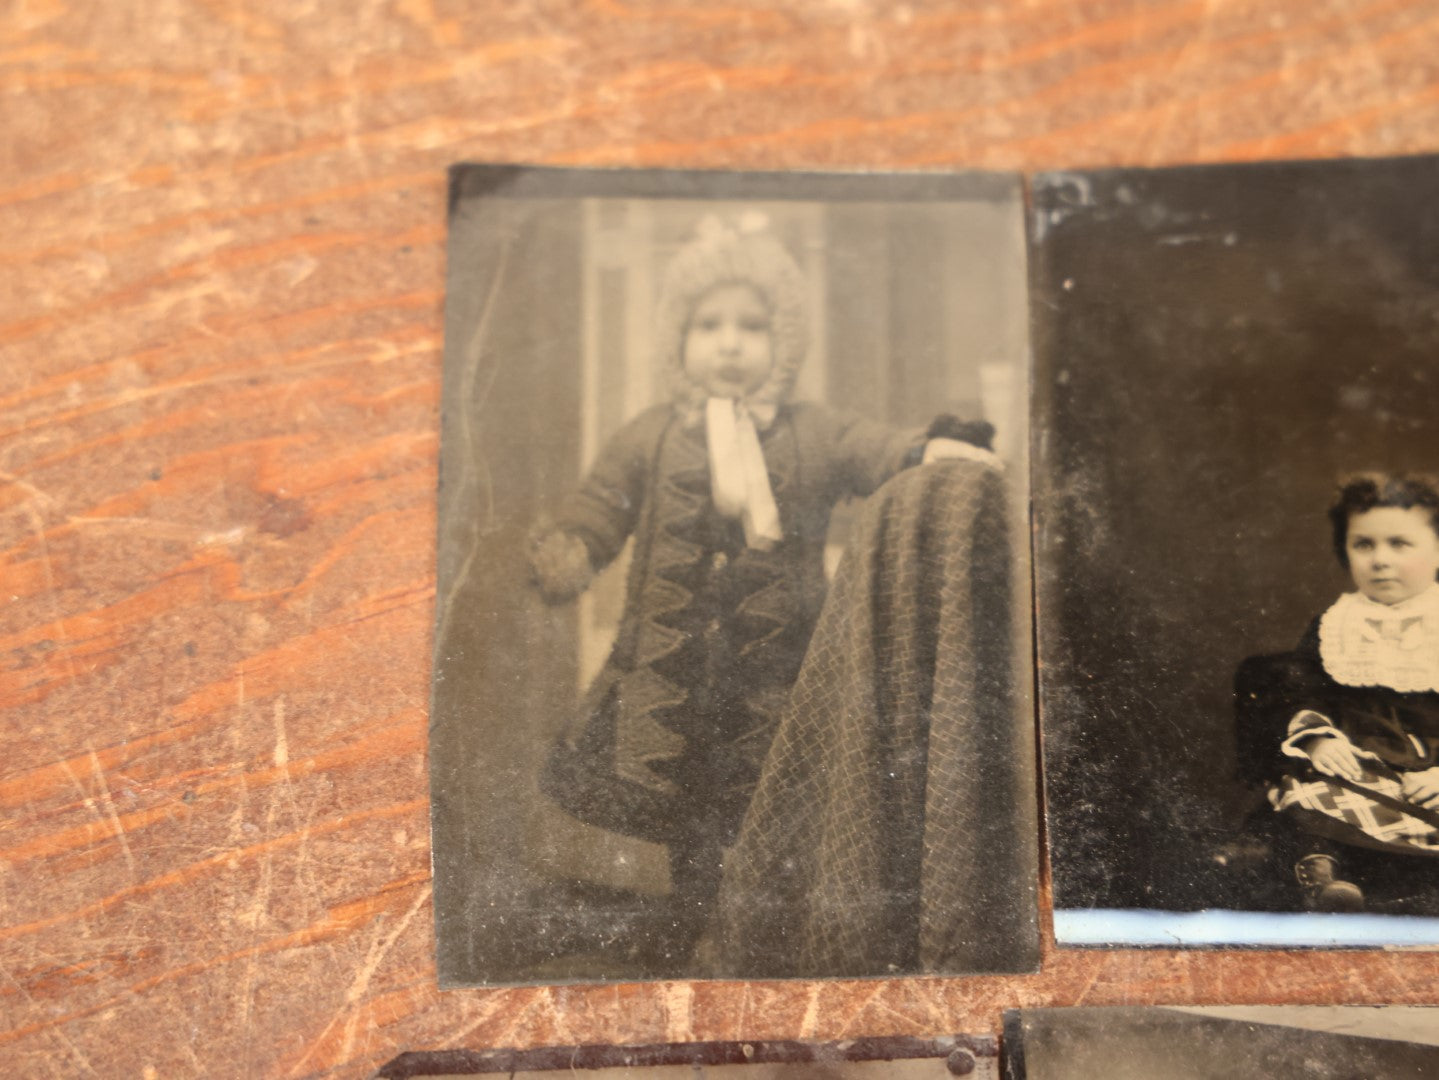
xmin=1328 ymin=472 xmax=1439 ymax=569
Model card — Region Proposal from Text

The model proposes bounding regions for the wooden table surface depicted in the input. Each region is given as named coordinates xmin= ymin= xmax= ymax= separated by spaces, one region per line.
xmin=5 ymin=2 xmax=1439 ymax=1076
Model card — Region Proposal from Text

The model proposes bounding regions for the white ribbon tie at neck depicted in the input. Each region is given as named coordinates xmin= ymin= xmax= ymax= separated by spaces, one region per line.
xmin=705 ymin=397 xmax=782 ymax=551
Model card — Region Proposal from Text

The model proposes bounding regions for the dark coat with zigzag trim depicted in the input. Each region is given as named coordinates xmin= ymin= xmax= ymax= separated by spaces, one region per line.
xmin=540 ymin=401 xmax=923 ymax=846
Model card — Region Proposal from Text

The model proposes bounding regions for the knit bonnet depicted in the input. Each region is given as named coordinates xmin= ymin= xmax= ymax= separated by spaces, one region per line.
xmin=654 ymin=215 xmax=809 ymax=422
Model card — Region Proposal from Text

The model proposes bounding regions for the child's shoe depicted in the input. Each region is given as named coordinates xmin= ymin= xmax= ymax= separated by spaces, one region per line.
xmin=1294 ymin=853 xmax=1365 ymax=912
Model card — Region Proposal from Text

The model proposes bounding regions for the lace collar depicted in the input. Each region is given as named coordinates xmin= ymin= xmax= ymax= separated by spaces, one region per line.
xmin=1318 ymin=583 xmax=1439 ymax=693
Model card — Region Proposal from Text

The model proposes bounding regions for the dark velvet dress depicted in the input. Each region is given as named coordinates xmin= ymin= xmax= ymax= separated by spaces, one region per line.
xmin=1257 ymin=593 xmax=1439 ymax=855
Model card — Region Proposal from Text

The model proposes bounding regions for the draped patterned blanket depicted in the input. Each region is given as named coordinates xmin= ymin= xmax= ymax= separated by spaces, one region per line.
xmin=712 ymin=459 xmax=1040 ymax=977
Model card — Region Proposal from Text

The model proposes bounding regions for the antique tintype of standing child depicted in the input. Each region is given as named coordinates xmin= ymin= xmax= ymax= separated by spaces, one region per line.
xmin=526 ymin=218 xmax=991 ymax=964
xmin=1263 ymin=474 xmax=1439 ymax=911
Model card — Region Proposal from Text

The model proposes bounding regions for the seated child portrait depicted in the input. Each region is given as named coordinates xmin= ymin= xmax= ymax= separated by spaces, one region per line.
xmin=1260 ymin=473 xmax=1439 ymax=912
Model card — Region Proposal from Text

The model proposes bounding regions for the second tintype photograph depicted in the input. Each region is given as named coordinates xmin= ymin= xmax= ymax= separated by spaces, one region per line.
xmin=1032 ymin=153 xmax=1439 ymax=946
xmin=431 ymin=166 xmax=1039 ymax=984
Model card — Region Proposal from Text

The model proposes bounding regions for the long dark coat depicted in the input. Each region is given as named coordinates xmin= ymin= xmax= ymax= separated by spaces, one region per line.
xmin=541 ymin=401 xmax=922 ymax=846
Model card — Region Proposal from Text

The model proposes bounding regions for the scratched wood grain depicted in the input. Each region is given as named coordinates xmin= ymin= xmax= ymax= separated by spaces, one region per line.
xmin=6 ymin=0 xmax=1439 ymax=1076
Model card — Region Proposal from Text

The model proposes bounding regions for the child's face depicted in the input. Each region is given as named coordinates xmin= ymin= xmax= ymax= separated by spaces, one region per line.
xmin=1345 ymin=506 xmax=1439 ymax=605
xmin=682 ymin=283 xmax=774 ymax=399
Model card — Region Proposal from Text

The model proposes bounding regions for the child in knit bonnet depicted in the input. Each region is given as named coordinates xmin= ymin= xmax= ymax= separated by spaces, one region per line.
xmin=530 ymin=215 xmax=992 ymax=965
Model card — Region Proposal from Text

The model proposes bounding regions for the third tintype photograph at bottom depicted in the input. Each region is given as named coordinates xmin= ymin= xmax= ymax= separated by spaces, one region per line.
xmin=1004 ymin=1006 xmax=1439 ymax=1080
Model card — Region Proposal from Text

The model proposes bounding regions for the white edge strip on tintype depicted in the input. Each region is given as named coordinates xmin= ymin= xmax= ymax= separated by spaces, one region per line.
xmin=1054 ymin=908 xmax=1439 ymax=948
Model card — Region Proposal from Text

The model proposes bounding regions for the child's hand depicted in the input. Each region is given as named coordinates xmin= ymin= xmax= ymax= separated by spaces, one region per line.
xmin=922 ymin=438 xmax=1001 ymax=468
xmin=529 ymin=528 xmax=595 ymax=604
xmin=1402 ymin=767 xmax=1439 ymax=809
xmin=1305 ymin=735 xmax=1366 ymax=782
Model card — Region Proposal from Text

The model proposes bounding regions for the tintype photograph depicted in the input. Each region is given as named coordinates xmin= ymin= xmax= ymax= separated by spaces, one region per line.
xmin=1032 ymin=154 xmax=1439 ymax=945
xmin=378 ymin=1034 xmax=996 ymax=1080
xmin=430 ymin=166 xmax=1038 ymax=984
xmin=1003 ymin=1006 xmax=1439 ymax=1080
